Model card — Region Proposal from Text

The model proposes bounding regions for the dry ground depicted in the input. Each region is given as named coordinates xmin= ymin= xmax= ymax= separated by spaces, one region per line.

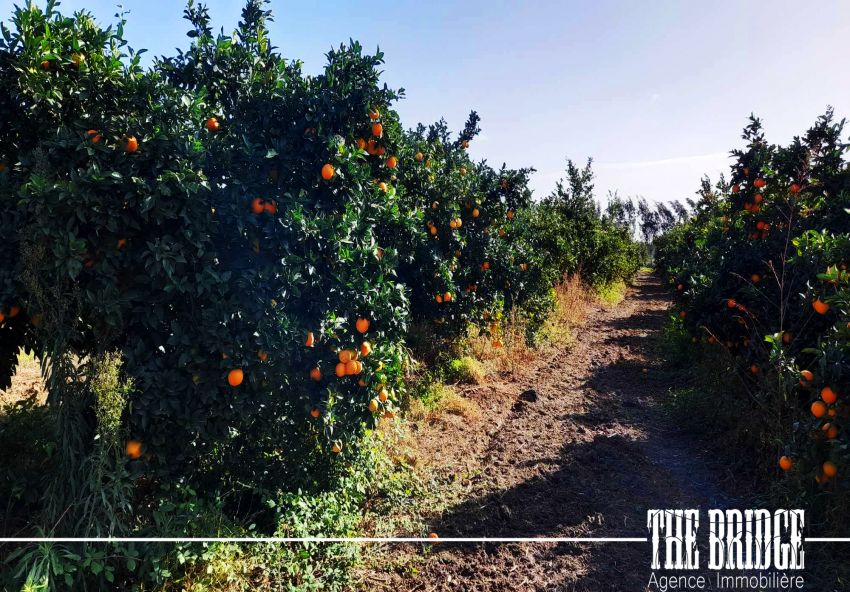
xmin=363 ymin=272 xmax=736 ymax=591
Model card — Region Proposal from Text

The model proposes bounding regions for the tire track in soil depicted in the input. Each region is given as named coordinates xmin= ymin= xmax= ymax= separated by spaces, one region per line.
xmin=387 ymin=273 xmax=736 ymax=591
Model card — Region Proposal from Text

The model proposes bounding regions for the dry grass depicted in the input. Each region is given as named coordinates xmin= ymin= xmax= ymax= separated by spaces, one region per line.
xmin=0 ymin=350 xmax=46 ymax=408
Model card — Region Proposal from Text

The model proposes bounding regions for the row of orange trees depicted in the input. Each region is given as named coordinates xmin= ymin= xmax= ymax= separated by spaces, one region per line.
xmin=655 ymin=111 xmax=850 ymax=513
xmin=0 ymin=1 xmax=644 ymax=588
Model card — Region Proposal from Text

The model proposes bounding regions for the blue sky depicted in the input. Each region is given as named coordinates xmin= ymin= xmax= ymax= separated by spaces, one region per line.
xmin=2 ymin=0 xmax=849 ymax=203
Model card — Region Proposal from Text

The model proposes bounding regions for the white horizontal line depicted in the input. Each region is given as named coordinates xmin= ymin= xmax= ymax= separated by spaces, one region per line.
xmin=0 ymin=537 xmax=648 ymax=544
xmin=804 ymin=538 xmax=850 ymax=543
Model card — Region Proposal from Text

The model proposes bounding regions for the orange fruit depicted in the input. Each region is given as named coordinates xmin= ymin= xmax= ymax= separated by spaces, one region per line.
xmin=227 ymin=368 xmax=244 ymax=387
xmin=428 ymin=532 xmax=439 ymax=539
xmin=731 ymin=184 xmax=740 ymax=193
xmin=310 ymin=407 xmax=321 ymax=418
xmin=345 ymin=359 xmax=358 ymax=375
xmin=507 ymin=210 xmax=515 ymax=220
xmin=811 ymin=400 xmax=828 ymax=418
xmin=339 ymin=349 xmax=355 ymax=363
xmin=679 ymin=311 xmax=687 ymax=319
xmin=205 ymin=117 xmax=220 ymax=132
xmin=251 ymin=198 xmax=265 ymax=214
xmin=823 ymin=461 xmax=838 ymax=478
xmin=727 ymin=298 xmax=737 ymax=309
xmin=126 ymin=440 xmax=142 ymax=459
xmin=462 ymin=139 xmax=470 ymax=148
xmin=783 ymin=333 xmax=792 ymax=344
xmin=415 ymin=151 xmax=424 ymax=161
xmin=378 ymin=181 xmax=388 ymax=193
xmin=789 ymin=183 xmax=801 ymax=194
xmin=372 ymin=122 xmax=383 ymax=137
xmin=444 ymin=292 xmax=452 ymax=303
xmin=472 ymin=208 xmax=480 ymax=218
xmin=753 ymin=178 xmax=766 ymax=188
xmin=86 ymin=129 xmax=101 ymax=143
xmin=321 ymin=163 xmax=335 ymax=180
xmin=366 ymin=139 xmax=378 ymax=155
xmin=263 ymin=200 xmax=278 ymax=215
xmin=435 ymin=294 xmax=443 ymax=303
xmin=826 ymin=425 xmax=839 ymax=439
xmin=356 ymin=138 xmax=366 ymax=150
xmin=750 ymin=364 xmax=759 ymax=375
xmin=821 ymin=386 xmax=838 ymax=405
xmin=356 ymin=318 xmax=370 ymax=334
xmin=336 ymin=362 xmax=347 ymax=377
xmin=257 ymin=350 xmax=269 ymax=362
xmin=813 ymin=299 xmax=829 ymax=314
xmin=751 ymin=274 xmax=761 ymax=283
xmin=360 ymin=341 xmax=372 ymax=357
xmin=369 ymin=108 xmax=380 ymax=120
xmin=123 ymin=136 xmax=139 ymax=153
xmin=754 ymin=193 xmax=764 ymax=204
xmin=387 ymin=156 xmax=398 ymax=169
xmin=800 ymin=370 xmax=814 ymax=383
xmin=378 ymin=388 xmax=389 ymax=402
xmin=116 ymin=239 xmax=127 ymax=250
xmin=8 ymin=306 xmax=20 ymax=318
xmin=331 ymin=441 xmax=342 ymax=454
xmin=310 ymin=367 xmax=322 ymax=381
xmin=779 ymin=456 xmax=793 ymax=471
xmin=368 ymin=399 xmax=379 ymax=413
xmin=40 ymin=59 xmax=51 ymax=70
xmin=305 ymin=332 xmax=315 ymax=347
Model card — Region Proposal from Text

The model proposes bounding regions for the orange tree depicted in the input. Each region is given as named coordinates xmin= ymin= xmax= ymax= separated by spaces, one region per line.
xmin=655 ymin=111 xmax=850 ymax=516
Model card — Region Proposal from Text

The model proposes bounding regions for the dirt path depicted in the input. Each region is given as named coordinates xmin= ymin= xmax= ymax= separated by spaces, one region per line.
xmin=384 ymin=273 xmax=736 ymax=591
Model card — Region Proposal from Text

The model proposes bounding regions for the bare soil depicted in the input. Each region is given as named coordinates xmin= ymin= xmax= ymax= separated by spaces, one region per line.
xmin=372 ymin=273 xmax=737 ymax=591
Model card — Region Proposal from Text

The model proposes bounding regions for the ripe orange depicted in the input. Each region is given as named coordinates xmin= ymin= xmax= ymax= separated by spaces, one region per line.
xmin=782 ymin=332 xmax=792 ymax=344
xmin=754 ymin=193 xmax=763 ymax=204
xmin=751 ymin=274 xmax=761 ymax=283
xmin=368 ymin=398 xmax=379 ymax=413
xmin=753 ymin=178 xmax=766 ymax=189
xmin=789 ymin=183 xmax=802 ymax=194
xmin=310 ymin=407 xmax=321 ymax=418
xmin=360 ymin=341 xmax=372 ymax=357
xmin=116 ymin=239 xmax=127 ymax=250
xmin=321 ymin=163 xmax=335 ymax=180
xmin=428 ymin=532 xmax=439 ymax=539
xmin=415 ymin=151 xmax=424 ymax=161
xmin=257 ymin=350 xmax=269 ymax=362
xmin=813 ymin=299 xmax=830 ymax=315
xmin=369 ymin=108 xmax=380 ymax=120
xmin=387 ymin=156 xmax=398 ymax=169
xmin=482 ymin=261 xmax=490 ymax=270
xmin=779 ymin=456 xmax=793 ymax=471
xmin=86 ymin=129 xmax=101 ymax=143
xmin=251 ymin=198 xmax=265 ymax=214
xmin=472 ymin=208 xmax=480 ymax=218
xmin=372 ymin=122 xmax=383 ymax=137
xmin=336 ymin=362 xmax=347 ymax=377
xmin=310 ymin=367 xmax=322 ymax=381
xmin=339 ymin=349 xmax=355 ymax=363
xmin=811 ymin=400 xmax=828 ymax=418
xmin=444 ymin=292 xmax=452 ymax=302
xmin=356 ymin=318 xmax=370 ymax=333
xmin=123 ymin=136 xmax=139 ymax=153
xmin=507 ymin=210 xmax=515 ymax=219
xmin=800 ymin=370 xmax=814 ymax=383
xmin=263 ymin=200 xmax=278 ymax=215
xmin=731 ymin=184 xmax=740 ymax=193
xmin=205 ymin=117 xmax=220 ymax=132
xmin=823 ymin=461 xmax=838 ymax=478
xmin=366 ymin=139 xmax=379 ymax=155
xmin=126 ymin=440 xmax=142 ymax=459
xmin=305 ymin=332 xmax=315 ymax=347
xmin=345 ymin=359 xmax=358 ymax=375
xmin=40 ymin=59 xmax=51 ymax=70
xmin=679 ymin=311 xmax=687 ymax=319
xmin=331 ymin=441 xmax=342 ymax=454
xmin=378 ymin=181 xmax=388 ymax=193
xmin=727 ymin=298 xmax=737 ymax=309
xmin=750 ymin=364 xmax=759 ymax=375
xmin=821 ymin=386 xmax=838 ymax=405
xmin=227 ymin=368 xmax=244 ymax=387
xmin=356 ymin=138 xmax=366 ymax=150
xmin=378 ymin=388 xmax=389 ymax=402
xmin=462 ymin=139 xmax=470 ymax=149
xmin=826 ymin=425 xmax=839 ymax=439
xmin=8 ymin=306 xmax=20 ymax=318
